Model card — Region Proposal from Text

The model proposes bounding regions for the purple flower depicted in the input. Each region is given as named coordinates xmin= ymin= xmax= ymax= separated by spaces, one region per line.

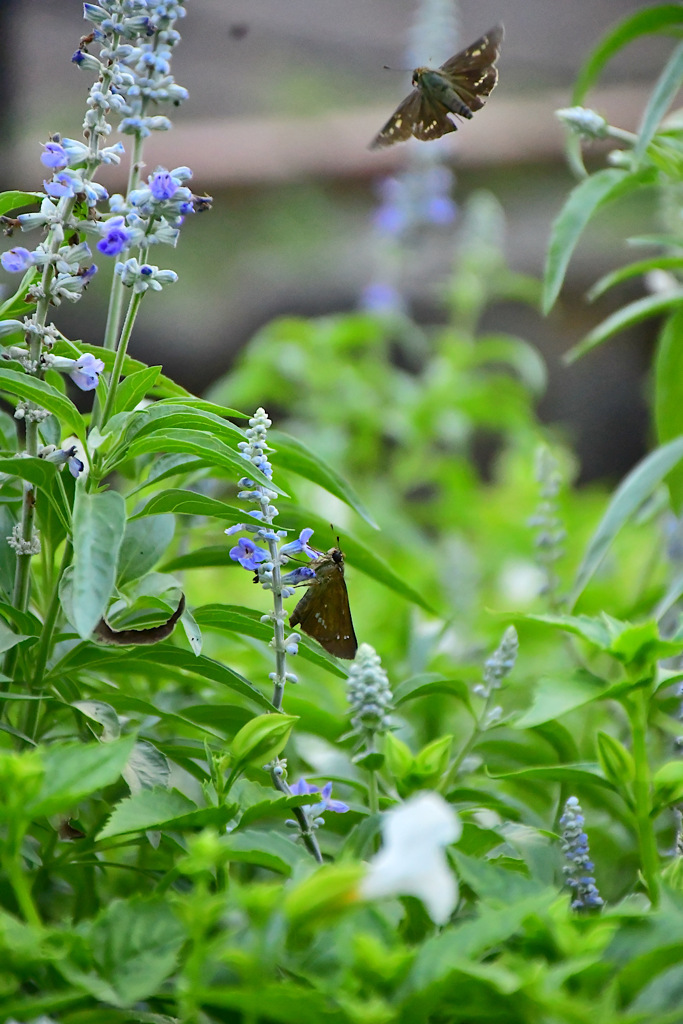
xmin=69 ymin=353 xmax=105 ymax=391
xmin=1 ymin=247 xmax=34 ymax=273
xmin=290 ymin=778 xmax=349 ymax=815
xmin=360 ymin=282 xmax=406 ymax=316
xmin=150 ymin=170 xmax=177 ymax=200
xmin=426 ymin=195 xmax=457 ymax=225
xmin=44 ymin=174 xmax=77 ymax=199
xmin=229 ymin=536 xmax=269 ymax=571
xmin=282 ymin=566 xmax=316 ymax=585
xmin=280 ymin=528 xmax=317 ymax=559
xmin=97 ymin=216 xmax=132 ymax=256
xmin=68 ymin=452 xmax=85 ymax=478
xmin=41 ymin=142 xmax=69 ymax=170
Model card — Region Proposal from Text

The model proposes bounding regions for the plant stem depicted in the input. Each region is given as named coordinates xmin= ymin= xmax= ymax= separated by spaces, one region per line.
xmin=98 ymin=287 xmax=145 ymax=429
xmin=628 ymin=688 xmax=660 ymax=906
xmin=270 ymin=768 xmax=323 ymax=864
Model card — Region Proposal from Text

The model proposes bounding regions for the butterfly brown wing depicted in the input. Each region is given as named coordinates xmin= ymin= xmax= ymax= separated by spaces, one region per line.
xmin=439 ymin=24 xmax=504 ymax=113
xmin=410 ymin=98 xmax=458 ymax=141
xmin=289 ymin=550 xmax=357 ymax=659
xmin=370 ymin=89 xmax=424 ymax=149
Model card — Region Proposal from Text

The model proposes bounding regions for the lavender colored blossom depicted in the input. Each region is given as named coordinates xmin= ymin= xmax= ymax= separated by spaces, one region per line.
xmin=1 ymin=247 xmax=35 ymax=273
xmin=280 ymin=527 xmax=317 ymax=559
xmin=290 ymin=779 xmax=349 ymax=815
xmin=560 ymin=796 xmax=604 ymax=911
xmin=282 ymin=566 xmax=316 ymax=585
xmin=229 ymin=536 xmax=269 ymax=571
xmin=69 ymin=353 xmax=105 ymax=391
xmin=41 ymin=141 xmax=69 ymax=170
xmin=150 ymin=170 xmax=177 ymax=200
xmin=97 ymin=216 xmax=132 ymax=256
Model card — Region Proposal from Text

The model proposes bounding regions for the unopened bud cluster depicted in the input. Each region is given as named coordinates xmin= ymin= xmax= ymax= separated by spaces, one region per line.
xmin=346 ymin=643 xmax=393 ymax=743
xmin=528 ymin=447 xmax=566 ymax=604
xmin=560 ymin=796 xmax=604 ymax=911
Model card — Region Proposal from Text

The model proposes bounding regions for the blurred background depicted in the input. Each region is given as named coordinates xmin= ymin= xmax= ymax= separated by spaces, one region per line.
xmin=0 ymin=0 xmax=678 ymax=480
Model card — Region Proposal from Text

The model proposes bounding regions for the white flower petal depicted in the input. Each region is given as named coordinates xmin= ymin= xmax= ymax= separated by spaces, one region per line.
xmin=360 ymin=792 xmax=461 ymax=924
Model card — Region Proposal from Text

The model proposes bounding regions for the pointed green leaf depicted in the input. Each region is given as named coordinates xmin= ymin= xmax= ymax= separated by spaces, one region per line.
xmin=544 ymin=168 xmax=628 ymax=313
xmin=97 ymin=787 xmax=236 ymax=839
xmin=270 ymin=429 xmax=378 ymax=528
xmin=117 ymin=513 xmax=175 ymax=586
xmin=112 ymin=365 xmax=161 ymax=414
xmin=0 ymin=368 xmax=86 ymax=439
xmin=31 ymin=736 xmax=136 ymax=816
xmin=567 ymin=289 xmax=683 ymax=362
xmin=72 ymin=487 xmax=127 ymax=638
xmin=570 ymin=435 xmax=683 ymax=605
xmin=132 ymin=489 xmax=245 ymax=522
xmin=633 ymin=41 xmax=683 ymax=166
xmin=655 ymin=307 xmax=683 ymax=511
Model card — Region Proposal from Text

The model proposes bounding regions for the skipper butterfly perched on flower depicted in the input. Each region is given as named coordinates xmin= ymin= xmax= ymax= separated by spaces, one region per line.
xmin=370 ymin=24 xmax=504 ymax=148
xmin=289 ymin=547 xmax=357 ymax=659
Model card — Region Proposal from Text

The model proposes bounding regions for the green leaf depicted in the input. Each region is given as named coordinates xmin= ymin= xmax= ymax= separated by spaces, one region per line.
xmin=117 ymin=429 xmax=283 ymax=493
xmin=0 ymin=368 xmax=86 ymax=440
xmin=132 ymin=489 xmax=245 ymax=522
xmin=655 ymin=307 xmax=683 ymax=511
xmin=121 ymin=402 xmax=244 ymax=445
xmin=270 ymin=429 xmax=378 ymax=528
xmin=489 ymin=764 xmax=614 ymax=791
xmin=570 ymin=435 xmax=683 ymax=606
xmin=53 ymin=643 xmax=274 ymax=709
xmin=653 ymin=760 xmax=683 ymax=808
xmin=588 ymin=256 xmax=683 ymax=302
xmin=222 ymin=829 xmax=304 ymax=874
xmin=117 ymin=513 xmax=175 ymax=586
xmin=123 ymin=739 xmax=170 ymax=794
xmin=162 ymin=544 xmax=233 ymax=571
xmin=543 ymin=168 xmax=631 ymax=313
xmin=567 ymin=289 xmax=683 ymax=362
xmin=72 ymin=487 xmax=126 ymax=638
xmin=0 ymin=456 xmax=57 ymax=491
xmin=393 ymin=673 xmax=473 ymax=714
xmin=514 ymin=673 xmax=608 ymax=728
xmin=89 ymin=898 xmax=185 ymax=1007
xmin=230 ymin=713 xmax=298 ymax=769
xmin=573 ymin=6 xmax=683 ymax=105
xmin=0 ymin=190 xmax=42 ymax=215
xmin=97 ymin=787 xmax=236 ymax=839
xmin=72 ymin=699 xmax=121 ymax=741
xmin=30 ymin=736 xmax=136 ymax=816
xmin=194 ymin=604 xmax=348 ymax=678
xmin=633 ymin=40 xmax=683 ymax=166
xmin=597 ymin=730 xmax=635 ymax=789
xmin=112 ymin=365 xmax=161 ymax=414
xmin=197 ymin=984 xmax=347 ymax=1024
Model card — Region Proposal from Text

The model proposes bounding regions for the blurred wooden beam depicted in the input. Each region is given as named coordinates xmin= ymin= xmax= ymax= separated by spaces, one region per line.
xmin=11 ymin=84 xmax=648 ymax=189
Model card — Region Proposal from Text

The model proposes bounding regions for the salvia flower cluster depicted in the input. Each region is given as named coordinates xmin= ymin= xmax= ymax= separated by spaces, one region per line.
xmin=225 ymin=408 xmax=318 ymax=706
xmin=472 ymin=625 xmax=518 ymax=727
xmin=346 ymin=642 xmax=394 ymax=756
xmin=560 ymin=796 xmax=604 ymax=911
xmin=528 ymin=447 xmax=566 ymax=607
xmin=0 ymin=0 xmax=200 ymax=587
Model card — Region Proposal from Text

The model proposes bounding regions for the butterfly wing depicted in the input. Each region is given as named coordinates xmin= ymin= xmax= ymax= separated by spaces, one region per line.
xmin=439 ymin=24 xmax=504 ymax=113
xmin=289 ymin=553 xmax=357 ymax=659
xmin=370 ymin=89 xmax=424 ymax=149
xmin=410 ymin=98 xmax=458 ymax=141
